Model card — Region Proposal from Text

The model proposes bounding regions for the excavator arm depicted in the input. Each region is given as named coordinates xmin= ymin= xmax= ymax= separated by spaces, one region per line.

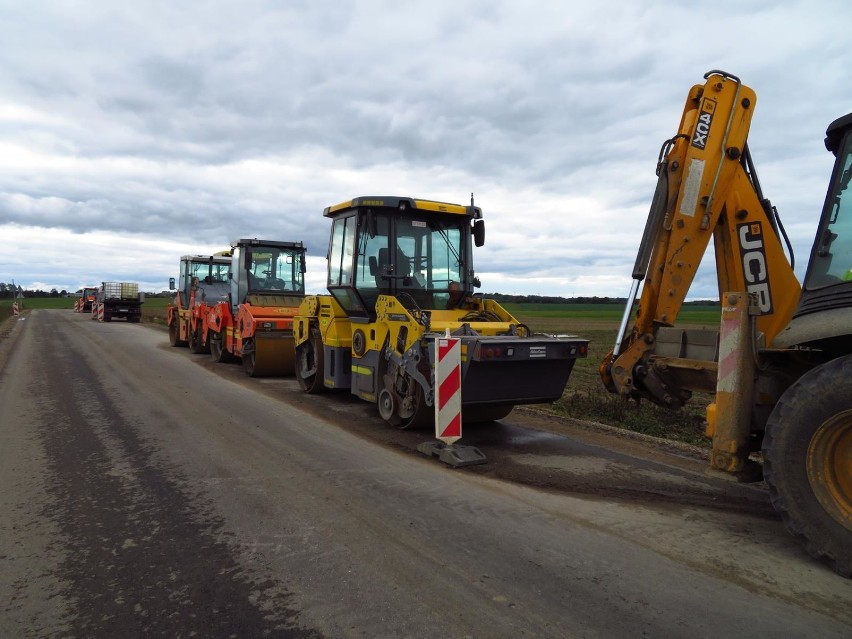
xmin=602 ymin=71 xmax=801 ymax=410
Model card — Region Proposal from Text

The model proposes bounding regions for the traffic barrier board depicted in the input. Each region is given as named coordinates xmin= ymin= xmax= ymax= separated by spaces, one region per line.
xmin=435 ymin=336 xmax=461 ymax=444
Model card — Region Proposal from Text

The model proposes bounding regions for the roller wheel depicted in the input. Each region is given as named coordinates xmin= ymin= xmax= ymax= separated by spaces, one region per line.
xmin=296 ymin=327 xmax=325 ymax=393
xmin=168 ymin=321 xmax=179 ymax=346
xmin=188 ymin=325 xmax=207 ymax=354
xmin=243 ymin=347 xmax=258 ymax=377
xmin=397 ymin=383 xmax=431 ymax=430
xmin=210 ymin=331 xmax=233 ymax=363
xmin=375 ymin=351 xmax=431 ymax=430
xmin=763 ymin=355 xmax=852 ymax=577
xmin=378 ymin=388 xmax=400 ymax=426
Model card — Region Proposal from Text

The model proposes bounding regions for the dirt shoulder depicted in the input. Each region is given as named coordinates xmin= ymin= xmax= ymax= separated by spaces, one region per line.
xmin=0 ymin=311 xmax=27 ymax=375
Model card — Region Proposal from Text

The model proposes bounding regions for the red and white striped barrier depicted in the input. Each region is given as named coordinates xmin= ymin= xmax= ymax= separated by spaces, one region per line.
xmin=417 ymin=333 xmax=485 ymax=466
xmin=96 ymin=302 xmax=105 ymax=322
xmin=716 ymin=306 xmax=741 ymax=394
xmin=12 ymin=302 xmax=19 ymax=316
xmin=710 ymin=292 xmax=756 ymax=474
xmin=435 ymin=335 xmax=462 ymax=444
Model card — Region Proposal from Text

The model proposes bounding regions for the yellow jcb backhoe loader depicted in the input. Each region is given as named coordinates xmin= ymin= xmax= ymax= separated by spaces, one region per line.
xmin=602 ymin=70 xmax=851 ymax=576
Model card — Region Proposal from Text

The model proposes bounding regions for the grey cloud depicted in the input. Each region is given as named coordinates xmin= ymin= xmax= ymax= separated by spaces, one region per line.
xmin=2 ymin=0 xmax=850 ymax=298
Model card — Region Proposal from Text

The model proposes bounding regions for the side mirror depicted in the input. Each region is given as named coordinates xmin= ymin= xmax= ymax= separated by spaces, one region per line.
xmin=169 ymin=277 xmax=175 ymax=290
xmin=301 ymin=256 xmax=307 ymax=274
xmin=369 ymin=255 xmax=378 ymax=276
xmin=473 ymin=220 xmax=485 ymax=247
xmin=243 ymin=250 xmax=252 ymax=270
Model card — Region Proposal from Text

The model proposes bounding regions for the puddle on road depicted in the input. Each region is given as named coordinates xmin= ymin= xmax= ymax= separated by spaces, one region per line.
xmin=460 ymin=422 xmax=569 ymax=448
xmin=510 ymin=453 xmax=614 ymax=474
xmin=508 ymin=453 xmax=698 ymax=489
xmin=504 ymin=431 xmax=568 ymax=446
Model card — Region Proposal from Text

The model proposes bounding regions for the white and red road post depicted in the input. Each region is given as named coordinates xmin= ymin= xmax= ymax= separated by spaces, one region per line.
xmin=417 ymin=331 xmax=487 ymax=467
xmin=435 ymin=335 xmax=462 ymax=444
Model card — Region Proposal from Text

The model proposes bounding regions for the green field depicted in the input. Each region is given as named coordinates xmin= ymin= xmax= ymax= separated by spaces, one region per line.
xmin=1 ymin=297 xmax=717 ymax=446
xmin=0 ymin=296 xmax=78 ymax=322
xmin=0 ymin=296 xmax=174 ymax=325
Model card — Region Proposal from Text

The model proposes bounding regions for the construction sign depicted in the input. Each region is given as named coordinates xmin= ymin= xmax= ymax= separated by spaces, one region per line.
xmin=435 ymin=335 xmax=462 ymax=444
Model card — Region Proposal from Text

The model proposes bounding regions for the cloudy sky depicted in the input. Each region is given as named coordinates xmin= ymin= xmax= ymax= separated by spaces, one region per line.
xmin=1 ymin=0 xmax=850 ymax=298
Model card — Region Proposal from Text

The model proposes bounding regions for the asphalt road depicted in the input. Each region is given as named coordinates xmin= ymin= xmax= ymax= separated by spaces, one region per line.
xmin=1 ymin=310 xmax=850 ymax=638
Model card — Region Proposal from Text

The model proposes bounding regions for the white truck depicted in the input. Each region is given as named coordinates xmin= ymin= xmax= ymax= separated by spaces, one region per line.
xmin=93 ymin=282 xmax=145 ymax=322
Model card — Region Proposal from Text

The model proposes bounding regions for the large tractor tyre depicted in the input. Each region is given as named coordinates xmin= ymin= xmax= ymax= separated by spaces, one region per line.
xmin=209 ymin=331 xmax=234 ymax=363
xmin=763 ymin=355 xmax=852 ymax=578
xmin=188 ymin=325 xmax=207 ymax=354
xmin=296 ymin=327 xmax=325 ymax=393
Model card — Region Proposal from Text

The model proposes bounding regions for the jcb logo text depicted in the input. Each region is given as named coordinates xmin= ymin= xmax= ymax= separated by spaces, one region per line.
xmin=738 ymin=222 xmax=773 ymax=314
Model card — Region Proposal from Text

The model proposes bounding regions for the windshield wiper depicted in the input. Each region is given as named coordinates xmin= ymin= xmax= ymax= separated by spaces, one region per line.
xmin=430 ymin=221 xmax=462 ymax=266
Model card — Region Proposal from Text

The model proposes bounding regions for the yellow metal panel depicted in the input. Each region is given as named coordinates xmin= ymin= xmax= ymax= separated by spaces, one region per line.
xmin=412 ymin=199 xmax=467 ymax=215
xmin=324 ymin=199 xmax=355 ymax=215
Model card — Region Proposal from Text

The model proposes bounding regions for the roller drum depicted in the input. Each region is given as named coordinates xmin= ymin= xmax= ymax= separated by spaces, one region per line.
xmin=246 ymin=337 xmax=296 ymax=376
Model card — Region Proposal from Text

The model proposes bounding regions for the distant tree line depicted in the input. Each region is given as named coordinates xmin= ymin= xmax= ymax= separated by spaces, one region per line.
xmin=0 ymin=283 xmax=69 ymax=298
xmin=483 ymin=292 xmax=719 ymax=306
xmin=0 ymin=284 xmax=179 ymax=298
xmin=0 ymin=282 xmax=719 ymax=305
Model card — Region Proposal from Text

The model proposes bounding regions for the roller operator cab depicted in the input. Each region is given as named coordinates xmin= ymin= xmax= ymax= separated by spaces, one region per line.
xmin=787 ymin=112 xmax=852 ymax=328
xmin=167 ymin=252 xmax=231 ymax=352
xmin=294 ymin=196 xmax=588 ymax=428
xmin=205 ymin=239 xmax=307 ymax=377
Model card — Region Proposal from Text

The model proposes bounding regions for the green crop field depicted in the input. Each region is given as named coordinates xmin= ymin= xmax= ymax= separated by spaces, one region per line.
xmin=0 ymin=295 xmax=174 ymax=324
xmin=0 ymin=297 xmax=76 ymax=311
xmin=2 ymin=297 xmax=718 ymax=446
xmin=0 ymin=296 xmax=78 ymax=322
